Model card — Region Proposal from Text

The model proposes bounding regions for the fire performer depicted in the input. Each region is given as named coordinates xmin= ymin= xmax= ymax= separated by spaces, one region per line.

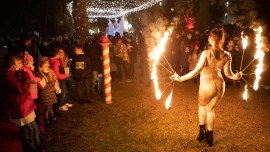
xmin=171 ymin=26 xmax=242 ymax=146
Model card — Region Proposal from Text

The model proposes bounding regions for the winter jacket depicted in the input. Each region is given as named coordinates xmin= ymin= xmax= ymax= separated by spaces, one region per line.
xmin=70 ymin=54 xmax=92 ymax=81
xmin=113 ymin=44 xmax=129 ymax=62
xmin=22 ymin=66 xmax=41 ymax=99
xmin=0 ymin=69 xmax=36 ymax=119
xmin=85 ymin=40 xmax=103 ymax=73
xmin=49 ymin=58 xmax=67 ymax=81
xmin=36 ymin=70 xmax=57 ymax=105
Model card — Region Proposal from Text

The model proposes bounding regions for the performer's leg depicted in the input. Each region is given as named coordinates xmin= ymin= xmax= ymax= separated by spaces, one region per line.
xmin=206 ymin=109 xmax=215 ymax=131
xmin=205 ymin=108 xmax=215 ymax=147
xmin=204 ymin=96 xmax=220 ymax=147
xmin=198 ymin=104 xmax=206 ymax=125
xmin=197 ymin=104 xmax=207 ymax=142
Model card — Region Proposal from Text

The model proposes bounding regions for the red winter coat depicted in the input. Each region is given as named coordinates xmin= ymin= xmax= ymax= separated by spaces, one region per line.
xmin=49 ymin=58 xmax=67 ymax=80
xmin=22 ymin=66 xmax=41 ymax=99
xmin=0 ymin=69 xmax=36 ymax=119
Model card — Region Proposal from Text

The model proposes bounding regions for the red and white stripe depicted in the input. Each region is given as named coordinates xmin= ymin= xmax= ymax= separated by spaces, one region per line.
xmin=101 ymin=39 xmax=112 ymax=104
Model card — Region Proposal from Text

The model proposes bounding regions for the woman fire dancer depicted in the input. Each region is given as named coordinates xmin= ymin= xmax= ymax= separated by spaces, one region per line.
xmin=171 ymin=25 xmax=242 ymax=146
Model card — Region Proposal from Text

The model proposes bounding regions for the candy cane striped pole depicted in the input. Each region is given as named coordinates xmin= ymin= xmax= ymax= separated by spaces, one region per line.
xmin=100 ymin=36 xmax=112 ymax=104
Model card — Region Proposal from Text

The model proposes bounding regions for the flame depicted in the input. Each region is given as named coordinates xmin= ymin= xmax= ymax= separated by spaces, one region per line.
xmin=165 ymin=90 xmax=173 ymax=110
xmin=243 ymin=85 xmax=248 ymax=102
xmin=253 ymin=27 xmax=265 ymax=91
xmin=241 ymin=32 xmax=248 ymax=50
xmin=150 ymin=29 xmax=172 ymax=100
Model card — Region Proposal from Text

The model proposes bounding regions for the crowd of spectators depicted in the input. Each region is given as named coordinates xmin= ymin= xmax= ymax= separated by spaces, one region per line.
xmin=0 ymin=23 xmax=270 ymax=151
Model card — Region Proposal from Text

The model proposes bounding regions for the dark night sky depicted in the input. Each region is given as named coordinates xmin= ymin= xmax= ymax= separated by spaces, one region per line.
xmin=256 ymin=0 xmax=270 ymax=25
xmin=0 ymin=0 xmax=270 ymax=35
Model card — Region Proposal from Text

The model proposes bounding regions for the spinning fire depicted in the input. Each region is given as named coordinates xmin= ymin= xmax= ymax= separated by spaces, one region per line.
xmin=150 ymin=26 xmax=265 ymax=109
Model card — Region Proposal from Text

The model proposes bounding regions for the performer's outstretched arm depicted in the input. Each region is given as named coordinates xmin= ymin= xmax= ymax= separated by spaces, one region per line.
xmin=223 ymin=53 xmax=242 ymax=80
xmin=172 ymin=51 xmax=207 ymax=82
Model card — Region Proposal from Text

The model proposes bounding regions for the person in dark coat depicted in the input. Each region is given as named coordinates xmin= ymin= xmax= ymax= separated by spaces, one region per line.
xmin=0 ymin=53 xmax=43 ymax=152
xmin=20 ymin=35 xmax=40 ymax=64
xmin=85 ymin=33 xmax=103 ymax=96
xmin=70 ymin=45 xmax=93 ymax=104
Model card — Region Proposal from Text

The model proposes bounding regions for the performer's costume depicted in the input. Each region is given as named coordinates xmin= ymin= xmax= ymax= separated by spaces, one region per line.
xmin=180 ymin=49 xmax=238 ymax=109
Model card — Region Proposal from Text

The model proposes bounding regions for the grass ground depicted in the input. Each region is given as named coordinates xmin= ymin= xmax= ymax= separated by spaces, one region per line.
xmin=44 ymin=73 xmax=270 ymax=152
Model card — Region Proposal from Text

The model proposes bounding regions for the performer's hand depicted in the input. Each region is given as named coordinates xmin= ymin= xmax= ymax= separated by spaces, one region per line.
xmin=235 ymin=71 xmax=242 ymax=80
xmin=171 ymin=72 xmax=180 ymax=82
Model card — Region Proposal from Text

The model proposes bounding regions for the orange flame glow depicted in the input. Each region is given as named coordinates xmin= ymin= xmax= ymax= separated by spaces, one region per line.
xmin=150 ymin=29 xmax=172 ymax=100
xmin=165 ymin=89 xmax=173 ymax=110
xmin=253 ymin=27 xmax=265 ymax=91
xmin=241 ymin=32 xmax=248 ymax=50
xmin=243 ymin=85 xmax=248 ymax=102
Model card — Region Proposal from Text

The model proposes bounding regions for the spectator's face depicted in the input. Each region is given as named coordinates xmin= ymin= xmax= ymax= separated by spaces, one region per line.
xmin=227 ymin=46 xmax=233 ymax=51
xmin=41 ymin=63 xmax=50 ymax=73
xmin=187 ymin=34 xmax=192 ymax=39
xmin=127 ymin=38 xmax=132 ymax=42
xmin=117 ymin=39 xmax=123 ymax=45
xmin=194 ymin=45 xmax=199 ymax=50
xmin=228 ymin=40 xmax=234 ymax=46
xmin=185 ymin=47 xmax=189 ymax=52
xmin=74 ymin=48 xmax=82 ymax=55
xmin=25 ymin=39 xmax=32 ymax=46
xmin=58 ymin=49 xmax=65 ymax=58
xmin=13 ymin=59 xmax=23 ymax=71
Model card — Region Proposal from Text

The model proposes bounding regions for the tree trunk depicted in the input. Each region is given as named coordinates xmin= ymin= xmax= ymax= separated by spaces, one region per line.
xmin=73 ymin=0 xmax=90 ymax=46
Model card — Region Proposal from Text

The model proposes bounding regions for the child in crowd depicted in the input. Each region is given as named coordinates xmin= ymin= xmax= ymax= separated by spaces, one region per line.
xmin=49 ymin=48 xmax=72 ymax=111
xmin=70 ymin=45 xmax=92 ymax=105
xmin=23 ymin=53 xmax=41 ymax=100
xmin=0 ymin=53 xmax=43 ymax=152
xmin=58 ymin=48 xmax=73 ymax=105
xmin=36 ymin=56 xmax=61 ymax=126
xmin=22 ymin=53 xmax=48 ymax=136
xmin=113 ymin=37 xmax=129 ymax=83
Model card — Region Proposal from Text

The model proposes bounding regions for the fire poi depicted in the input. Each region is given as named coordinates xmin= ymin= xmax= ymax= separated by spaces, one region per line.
xmin=240 ymin=26 xmax=265 ymax=101
xmin=150 ymin=25 xmax=266 ymax=110
xmin=150 ymin=28 xmax=173 ymax=109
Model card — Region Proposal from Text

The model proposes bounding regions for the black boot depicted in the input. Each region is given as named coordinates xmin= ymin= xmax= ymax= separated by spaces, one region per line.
xmin=197 ymin=125 xmax=206 ymax=142
xmin=206 ymin=130 xmax=213 ymax=147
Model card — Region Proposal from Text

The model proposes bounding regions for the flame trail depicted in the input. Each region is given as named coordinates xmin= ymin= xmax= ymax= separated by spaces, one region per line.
xmin=150 ymin=29 xmax=172 ymax=100
xmin=253 ymin=27 xmax=265 ymax=91
xmin=240 ymin=32 xmax=248 ymax=71
xmin=243 ymin=85 xmax=248 ymax=102
xmin=241 ymin=32 xmax=248 ymax=50
xmin=165 ymin=89 xmax=173 ymax=110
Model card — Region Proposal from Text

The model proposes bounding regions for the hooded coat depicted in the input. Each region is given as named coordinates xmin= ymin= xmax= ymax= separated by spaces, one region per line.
xmin=0 ymin=69 xmax=36 ymax=119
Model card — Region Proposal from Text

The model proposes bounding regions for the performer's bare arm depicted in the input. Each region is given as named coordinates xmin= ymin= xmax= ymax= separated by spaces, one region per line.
xmin=172 ymin=51 xmax=207 ymax=82
xmin=223 ymin=53 xmax=242 ymax=80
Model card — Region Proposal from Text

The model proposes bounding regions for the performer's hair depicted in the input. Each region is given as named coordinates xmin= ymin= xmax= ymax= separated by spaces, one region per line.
xmin=209 ymin=25 xmax=225 ymax=49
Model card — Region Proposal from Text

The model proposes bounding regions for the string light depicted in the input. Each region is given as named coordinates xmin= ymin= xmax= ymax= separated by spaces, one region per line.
xmin=68 ymin=0 xmax=162 ymax=19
